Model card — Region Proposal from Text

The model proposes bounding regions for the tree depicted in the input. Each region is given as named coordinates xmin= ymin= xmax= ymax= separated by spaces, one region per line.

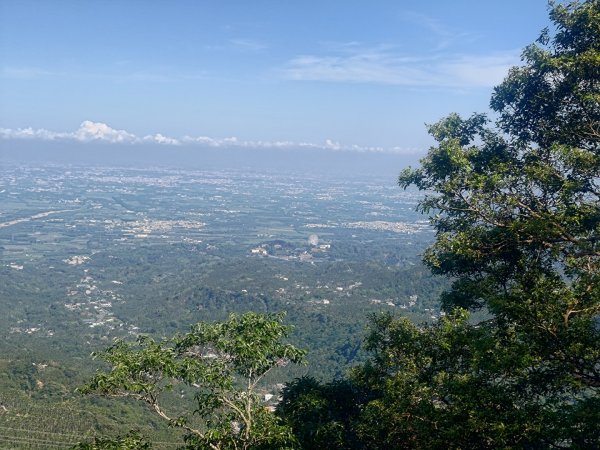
xmin=78 ymin=312 xmax=306 ymax=450
xmin=351 ymin=311 xmax=563 ymax=449
xmin=277 ymin=376 xmax=362 ymax=450
xmin=277 ymin=3 xmax=599 ymax=448
xmin=338 ymin=1 xmax=600 ymax=448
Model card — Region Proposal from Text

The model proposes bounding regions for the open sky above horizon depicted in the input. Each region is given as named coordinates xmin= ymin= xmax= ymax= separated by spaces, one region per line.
xmin=1 ymin=0 xmax=551 ymax=155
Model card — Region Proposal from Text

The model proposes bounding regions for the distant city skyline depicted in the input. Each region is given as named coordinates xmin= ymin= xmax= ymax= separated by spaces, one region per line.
xmin=1 ymin=0 xmax=551 ymax=155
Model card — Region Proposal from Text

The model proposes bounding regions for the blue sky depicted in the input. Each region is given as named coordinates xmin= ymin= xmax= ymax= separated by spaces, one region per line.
xmin=0 ymin=0 xmax=551 ymax=154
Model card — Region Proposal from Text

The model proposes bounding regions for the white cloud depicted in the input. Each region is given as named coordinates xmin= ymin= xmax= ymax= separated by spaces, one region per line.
xmin=181 ymin=135 xmax=238 ymax=147
xmin=0 ymin=121 xmax=177 ymax=145
xmin=75 ymin=120 xmax=137 ymax=143
xmin=439 ymin=54 xmax=516 ymax=87
xmin=0 ymin=126 xmax=66 ymax=140
xmin=143 ymin=133 xmax=181 ymax=145
xmin=282 ymin=48 xmax=519 ymax=88
xmin=0 ymin=121 xmax=421 ymax=154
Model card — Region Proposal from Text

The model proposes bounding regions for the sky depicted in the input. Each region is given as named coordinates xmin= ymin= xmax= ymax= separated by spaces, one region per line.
xmin=0 ymin=0 xmax=551 ymax=165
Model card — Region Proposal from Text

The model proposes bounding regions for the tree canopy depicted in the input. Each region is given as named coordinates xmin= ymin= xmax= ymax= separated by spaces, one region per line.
xmin=78 ymin=312 xmax=306 ymax=450
xmin=389 ymin=0 xmax=600 ymax=446
xmin=281 ymin=2 xmax=600 ymax=448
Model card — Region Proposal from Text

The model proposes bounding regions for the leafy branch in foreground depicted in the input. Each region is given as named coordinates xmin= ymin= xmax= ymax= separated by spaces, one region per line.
xmin=78 ymin=312 xmax=306 ymax=450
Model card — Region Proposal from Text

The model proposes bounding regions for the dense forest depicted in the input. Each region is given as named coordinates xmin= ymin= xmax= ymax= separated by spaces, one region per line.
xmin=74 ymin=2 xmax=600 ymax=449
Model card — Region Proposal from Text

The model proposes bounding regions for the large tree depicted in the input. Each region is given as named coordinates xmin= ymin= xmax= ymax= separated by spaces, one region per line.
xmin=280 ymin=2 xmax=600 ymax=449
xmin=78 ymin=312 xmax=305 ymax=450
xmin=360 ymin=1 xmax=600 ymax=447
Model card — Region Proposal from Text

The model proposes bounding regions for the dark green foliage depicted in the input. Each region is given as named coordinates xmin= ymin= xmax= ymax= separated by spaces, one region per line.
xmin=277 ymin=377 xmax=362 ymax=449
xmin=279 ymin=2 xmax=600 ymax=449
xmin=392 ymin=1 xmax=600 ymax=447
xmin=72 ymin=431 xmax=152 ymax=449
xmin=351 ymin=312 xmax=568 ymax=449
xmin=491 ymin=1 xmax=600 ymax=149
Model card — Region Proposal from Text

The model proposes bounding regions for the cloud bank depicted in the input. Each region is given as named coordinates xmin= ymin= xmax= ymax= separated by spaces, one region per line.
xmin=0 ymin=121 xmax=420 ymax=154
xmin=0 ymin=121 xmax=178 ymax=145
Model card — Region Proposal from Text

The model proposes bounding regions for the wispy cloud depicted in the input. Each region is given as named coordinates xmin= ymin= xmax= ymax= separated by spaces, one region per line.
xmin=229 ymin=38 xmax=267 ymax=52
xmin=1 ymin=67 xmax=67 ymax=79
xmin=1 ymin=65 xmax=207 ymax=83
xmin=0 ymin=121 xmax=420 ymax=154
xmin=203 ymin=38 xmax=268 ymax=53
xmin=400 ymin=12 xmax=471 ymax=51
xmin=282 ymin=47 xmax=518 ymax=88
